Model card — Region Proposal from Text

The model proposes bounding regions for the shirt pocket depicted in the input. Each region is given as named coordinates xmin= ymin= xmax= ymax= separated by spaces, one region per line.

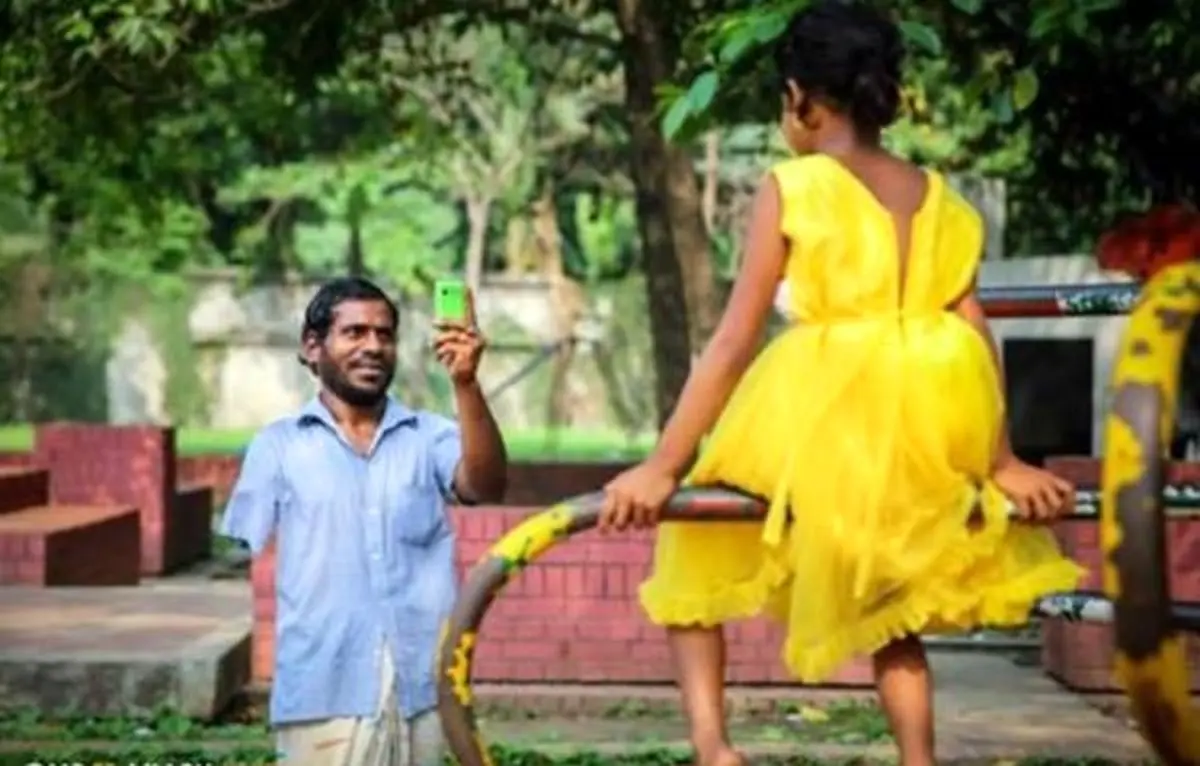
xmin=388 ymin=485 xmax=449 ymax=548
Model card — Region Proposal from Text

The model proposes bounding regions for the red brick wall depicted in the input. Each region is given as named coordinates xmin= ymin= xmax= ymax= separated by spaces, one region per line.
xmin=1043 ymin=457 xmax=1200 ymax=691
xmin=249 ymin=506 xmax=874 ymax=687
xmin=33 ymin=425 xmax=177 ymax=575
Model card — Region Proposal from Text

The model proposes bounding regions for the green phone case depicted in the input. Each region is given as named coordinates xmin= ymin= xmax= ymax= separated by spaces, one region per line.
xmin=434 ymin=279 xmax=468 ymax=321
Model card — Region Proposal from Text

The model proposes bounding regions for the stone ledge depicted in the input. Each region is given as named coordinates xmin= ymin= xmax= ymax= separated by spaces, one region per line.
xmin=0 ymin=582 xmax=252 ymax=718
xmin=0 ymin=618 xmax=251 ymax=719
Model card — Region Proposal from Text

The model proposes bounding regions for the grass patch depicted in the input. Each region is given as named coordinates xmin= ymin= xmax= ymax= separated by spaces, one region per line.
xmin=0 ymin=744 xmax=1150 ymax=766
xmin=0 ymin=708 xmax=1147 ymax=765
xmin=0 ymin=707 xmax=265 ymax=742
xmin=0 ymin=424 xmax=654 ymax=461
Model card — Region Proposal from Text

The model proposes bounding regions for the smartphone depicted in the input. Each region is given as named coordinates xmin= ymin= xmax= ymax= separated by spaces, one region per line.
xmin=433 ymin=278 xmax=468 ymax=322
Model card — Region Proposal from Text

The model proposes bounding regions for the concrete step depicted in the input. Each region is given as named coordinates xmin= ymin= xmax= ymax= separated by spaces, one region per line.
xmin=0 ymin=504 xmax=141 ymax=585
xmin=0 ymin=468 xmax=49 ymax=514
xmin=0 ymin=580 xmax=251 ymax=718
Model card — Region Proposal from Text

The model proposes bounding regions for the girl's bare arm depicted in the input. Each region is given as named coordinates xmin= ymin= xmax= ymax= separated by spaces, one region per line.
xmin=646 ymin=174 xmax=789 ymax=479
xmin=953 ymin=288 xmax=1017 ymax=468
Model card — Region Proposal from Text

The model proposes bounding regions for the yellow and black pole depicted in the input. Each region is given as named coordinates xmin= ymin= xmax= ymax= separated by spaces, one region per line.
xmin=1102 ymin=260 xmax=1200 ymax=765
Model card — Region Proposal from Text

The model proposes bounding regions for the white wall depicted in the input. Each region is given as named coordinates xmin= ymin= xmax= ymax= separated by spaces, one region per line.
xmin=978 ymin=255 xmax=1135 ymax=455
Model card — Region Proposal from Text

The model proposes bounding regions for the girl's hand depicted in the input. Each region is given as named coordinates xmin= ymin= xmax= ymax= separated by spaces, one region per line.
xmin=598 ymin=460 xmax=679 ymax=532
xmin=993 ymin=458 xmax=1075 ymax=524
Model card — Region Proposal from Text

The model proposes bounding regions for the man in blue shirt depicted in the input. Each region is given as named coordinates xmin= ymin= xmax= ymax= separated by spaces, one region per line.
xmin=220 ymin=277 xmax=507 ymax=766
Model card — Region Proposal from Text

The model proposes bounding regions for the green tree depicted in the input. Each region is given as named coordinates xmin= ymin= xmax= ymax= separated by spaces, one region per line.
xmin=0 ymin=0 xmax=762 ymax=424
xmin=660 ymin=0 xmax=1200 ymax=255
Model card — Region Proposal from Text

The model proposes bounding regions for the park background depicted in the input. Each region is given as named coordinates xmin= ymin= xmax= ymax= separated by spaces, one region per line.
xmin=0 ymin=1 xmax=1198 ymax=763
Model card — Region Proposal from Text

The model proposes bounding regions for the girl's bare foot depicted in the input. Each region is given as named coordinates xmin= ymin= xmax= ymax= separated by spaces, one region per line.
xmin=698 ymin=745 xmax=746 ymax=766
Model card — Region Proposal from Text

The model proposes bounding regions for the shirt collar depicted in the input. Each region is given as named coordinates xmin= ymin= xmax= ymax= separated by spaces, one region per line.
xmin=297 ymin=395 xmax=418 ymax=433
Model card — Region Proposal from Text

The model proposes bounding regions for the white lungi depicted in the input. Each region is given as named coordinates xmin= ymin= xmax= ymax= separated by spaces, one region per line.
xmin=275 ymin=645 xmax=445 ymax=766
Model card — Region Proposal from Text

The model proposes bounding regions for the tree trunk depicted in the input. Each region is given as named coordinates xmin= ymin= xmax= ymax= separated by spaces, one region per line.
xmin=615 ymin=0 xmax=716 ymax=424
xmin=345 ymin=219 xmax=365 ymax=277
xmin=464 ymin=197 xmax=492 ymax=294
xmin=532 ymin=190 xmax=585 ymax=430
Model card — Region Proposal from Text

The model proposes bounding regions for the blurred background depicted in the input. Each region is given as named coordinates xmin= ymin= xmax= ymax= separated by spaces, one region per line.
xmin=0 ymin=0 xmax=1196 ymax=459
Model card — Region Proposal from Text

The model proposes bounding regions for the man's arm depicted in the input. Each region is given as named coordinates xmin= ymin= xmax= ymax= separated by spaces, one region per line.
xmin=218 ymin=429 xmax=282 ymax=554
xmin=429 ymin=383 xmax=507 ymax=505
xmin=450 ymin=380 xmax=507 ymax=503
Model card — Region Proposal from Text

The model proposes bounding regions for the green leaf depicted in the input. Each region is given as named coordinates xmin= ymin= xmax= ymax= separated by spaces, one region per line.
xmin=748 ymin=12 xmax=790 ymax=45
xmin=898 ymin=21 xmax=942 ymax=56
xmin=687 ymin=70 xmax=720 ymax=113
xmin=1029 ymin=7 xmax=1068 ymax=39
xmin=716 ymin=10 xmax=787 ymax=63
xmin=951 ymin=0 xmax=984 ymax=13
xmin=661 ymin=94 xmax=693 ymax=140
xmin=1012 ymin=68 xmax=1040 ymax=110
xmin=718 ymin=31 xmax=756 ymax=64
xmin=990 ymin=89 xmax=1014 ymax=124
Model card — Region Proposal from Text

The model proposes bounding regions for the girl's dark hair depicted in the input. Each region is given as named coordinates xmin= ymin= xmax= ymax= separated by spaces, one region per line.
xmin=773 ymin=0 xmax=905 ymax=132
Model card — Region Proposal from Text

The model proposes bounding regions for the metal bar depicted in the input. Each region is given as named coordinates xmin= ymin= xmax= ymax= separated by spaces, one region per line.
xmin=977 ymin=282 xmax=1140 ymax=318
xmin=435 ymin=484 xmax=1200 ymax=766
xmin=485 ymin=338 xmax=572 ymax=400
xmin=1073 ymin=485 xmax=1200 ymax=515
xmin=1032 ymin=592 xmax=1200 ymax=630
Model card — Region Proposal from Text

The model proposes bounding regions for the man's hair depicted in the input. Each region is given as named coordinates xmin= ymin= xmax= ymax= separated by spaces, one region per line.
xmin=297 ymin=277 xmax=399 ymax=370
xmin=302 ymin=277 xmax=399 ymax=340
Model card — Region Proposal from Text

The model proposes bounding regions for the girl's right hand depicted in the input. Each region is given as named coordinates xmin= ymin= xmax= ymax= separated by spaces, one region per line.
xmin=597 ymin=460 xmax=679 ymax=533
xmin=993 ymin=458 xmax=1075 ymax=524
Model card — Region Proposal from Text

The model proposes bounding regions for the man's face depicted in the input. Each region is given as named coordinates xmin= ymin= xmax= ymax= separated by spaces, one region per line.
xmin=306 ymin=299 xmax=397 ymax=407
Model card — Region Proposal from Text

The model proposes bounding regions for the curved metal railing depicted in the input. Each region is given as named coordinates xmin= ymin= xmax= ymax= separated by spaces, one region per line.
xmin=436 ymin=488 xmax=1200 ymax=765
xmin=1100 ymin=260 xmax=1200 ymax=765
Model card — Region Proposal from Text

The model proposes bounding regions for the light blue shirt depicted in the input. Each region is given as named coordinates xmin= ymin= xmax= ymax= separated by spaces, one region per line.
xmin=219 ymin=396 xmax=463 ymax=726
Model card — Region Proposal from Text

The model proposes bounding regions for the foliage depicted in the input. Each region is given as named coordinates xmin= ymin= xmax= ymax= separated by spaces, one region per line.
xmin=0 ymin=0 xmax=648 ymax=425
xmin=6 ymin=0 xmax=1192 ymax=425
xmin=659 ymin=0 xmax=1200 ymax=254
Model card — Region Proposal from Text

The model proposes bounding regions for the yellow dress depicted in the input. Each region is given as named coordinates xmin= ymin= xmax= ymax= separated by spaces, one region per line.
xmin=639 ymin=155 xmax=1085 ymax=682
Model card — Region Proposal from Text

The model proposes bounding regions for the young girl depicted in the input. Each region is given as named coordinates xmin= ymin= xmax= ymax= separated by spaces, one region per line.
xmin=597 ymin=3 xmax=1085 ymax=765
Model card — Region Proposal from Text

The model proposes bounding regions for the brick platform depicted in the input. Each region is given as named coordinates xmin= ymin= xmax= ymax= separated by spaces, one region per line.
xmin=31 ymin=425 xmax=212 ymax=575
xmin=0 ymin=504 xmax=141 ymax=586
xmin=249 ymin=507 xmax=873 ymax=687
xmin=1043 ymin=456 xmax=1200 ymax=691
xmin=0 ymin=581 xmax=251 ymax=718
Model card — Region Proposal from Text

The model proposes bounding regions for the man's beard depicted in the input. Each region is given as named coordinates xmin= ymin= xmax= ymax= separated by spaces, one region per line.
xmin=319 ymin=362 xmax=394 ymax=408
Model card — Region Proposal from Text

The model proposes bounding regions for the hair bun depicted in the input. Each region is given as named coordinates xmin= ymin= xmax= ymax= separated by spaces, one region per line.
xmin=850 ymin=69 xmax=900 ymax=128
xmin=773 ymin=0 xmax=905 ymax=132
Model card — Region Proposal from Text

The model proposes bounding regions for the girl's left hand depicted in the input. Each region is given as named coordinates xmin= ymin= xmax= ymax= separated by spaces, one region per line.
xmin=993 ymin=458 xmax=1075 ymax=524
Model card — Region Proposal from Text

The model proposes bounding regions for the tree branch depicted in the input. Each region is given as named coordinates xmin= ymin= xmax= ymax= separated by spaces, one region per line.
xmin=389 ymin=0 xmax=617 ymax=51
